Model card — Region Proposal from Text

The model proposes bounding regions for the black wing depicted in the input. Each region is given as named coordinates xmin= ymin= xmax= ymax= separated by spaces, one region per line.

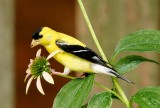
xmin=56 ymin=40 xmax=107 ymax=66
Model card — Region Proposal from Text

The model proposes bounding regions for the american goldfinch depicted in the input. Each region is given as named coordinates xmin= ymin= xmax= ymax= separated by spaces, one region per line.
xmin=31 ymin=27 xmax=133 ymax=83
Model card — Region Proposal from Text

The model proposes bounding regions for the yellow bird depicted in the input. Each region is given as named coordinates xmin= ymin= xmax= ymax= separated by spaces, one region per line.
xmin=31 ymin=27 xmax=133 ymax=83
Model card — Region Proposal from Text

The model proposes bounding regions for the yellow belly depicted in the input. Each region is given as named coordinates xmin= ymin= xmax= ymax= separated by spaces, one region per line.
xmin=54 ymin=52 xmax=92 ymax=72
xmin=44 ymin=41 xmax=92 ymax=72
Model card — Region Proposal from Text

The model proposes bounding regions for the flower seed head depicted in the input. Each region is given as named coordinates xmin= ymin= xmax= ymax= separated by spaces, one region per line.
xmin=30 ymin=57 xmax=50 ymax=77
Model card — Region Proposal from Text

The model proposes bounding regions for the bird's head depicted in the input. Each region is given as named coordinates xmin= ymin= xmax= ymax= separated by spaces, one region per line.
xmin=31 ymin=27 xmax=54 ymax=48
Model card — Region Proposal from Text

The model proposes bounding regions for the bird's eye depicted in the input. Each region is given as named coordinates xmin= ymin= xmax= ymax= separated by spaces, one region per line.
xmin=32 ymin=28 xmax=43 ymax=40
xmin=39 ymin=35 xmax=43 ymax=38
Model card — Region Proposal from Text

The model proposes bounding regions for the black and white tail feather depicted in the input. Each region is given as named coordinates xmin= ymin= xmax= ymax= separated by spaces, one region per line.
xmin=91 ymin=64 xmax=135 ymax=84
xmin=109 ymin=70 xmax=135 ymax=84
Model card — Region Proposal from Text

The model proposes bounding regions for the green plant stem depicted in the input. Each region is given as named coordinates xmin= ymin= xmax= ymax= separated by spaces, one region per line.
xmin=78 ymin=0 xmax=130 ymax=108
xmin=77 ymin=0 xmax=108 ymax=62
xmin=129 ymin=100 xmax=133 ymax=108
xmin=53 ymin=74 xmax=75 ymax=80
xmin=111 ymin=54 xmax=117 ymax=64
xmin=111 ymin=52 xmax=123 ymax=65
xmin=112 ymin=77 xmax=130 ymax=108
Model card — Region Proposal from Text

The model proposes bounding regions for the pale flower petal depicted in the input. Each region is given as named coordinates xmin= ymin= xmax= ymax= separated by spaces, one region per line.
xmin=28 ymin=59 xmax=33 ymax=68
xmin=42 ymin=72 xmax=54 ymax=84
xmin=51 ymin=69 xmax=56 ymax=72
xmin=26 ymin=69 xmax=31 ymax=74
xmin=24 ymin=73 xmax=31 ymax=82
xmin=26 ymin=76 xmax=34 ymax=94
xmin=36 ymin=49 xmax=41 ymax=57
xmin=46 ymin=50 xmax=63 ymax=60
xmin=25 ymin=48 xmax=55 ymax=95
xmin=46 ymin=62 xmax=50 ymax=65
xmin=30 ymin=59 xmax=33 ymax=63
xmin=36 ymin=76 xmax=45 ymax=95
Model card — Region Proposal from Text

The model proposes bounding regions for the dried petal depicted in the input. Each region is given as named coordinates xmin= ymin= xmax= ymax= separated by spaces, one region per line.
xmin=51 ymin=69 xmax=56 ymax=72
xmin=36 ymin=76 xmax=45 ymax=95
xmin=26 ymin=76 xmax=34 ymax=94
xmin=46 ymin=62 xmax=50 ymax=65
xmin=26 ymin=69 xmax=31 ymax=74
xmin=36 ymin=49 xmax=41 ymax=57
xmin=24 ymin=73 xmax=30 ymax=82
xmin=42 ymin=72 xmax=54 ymax=84
xmin=30 ymin=59 xmax=33 ymax=63
xmin=47 ymin=50 xmax=63 ymax=60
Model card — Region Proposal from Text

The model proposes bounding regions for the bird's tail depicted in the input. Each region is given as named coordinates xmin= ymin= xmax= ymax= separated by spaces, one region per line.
xmin=109 ymin=70 xmax=135 ymax=84
xmin=91 ymin=64 xmax=134 ymax=84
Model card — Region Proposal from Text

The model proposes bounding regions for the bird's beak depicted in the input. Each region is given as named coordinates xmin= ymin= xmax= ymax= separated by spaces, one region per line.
xmin=31 ymin=39 xmax=40 ymax=48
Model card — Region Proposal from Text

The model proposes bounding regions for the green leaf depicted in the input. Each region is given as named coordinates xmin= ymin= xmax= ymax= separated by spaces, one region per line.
xmin=53 ymin=74 xmax=95 ymax=108
xmin=131 ymin=87 xmax=160 ymax=108
xmin=87 ymin=92 xmax=112 ymax=108
xmin=112 ymin=29 xmax=160 ymax=59
xmin=114 ymin=55 xmax=159 ymax=75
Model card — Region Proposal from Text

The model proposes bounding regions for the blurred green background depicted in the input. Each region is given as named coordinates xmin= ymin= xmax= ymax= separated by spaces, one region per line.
xmin=0 ymin=0 xmax=159 ymax=108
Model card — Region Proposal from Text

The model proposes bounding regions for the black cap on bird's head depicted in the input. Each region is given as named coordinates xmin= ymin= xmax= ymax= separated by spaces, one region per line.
xmin=31 ymin=27 xmax=44 ymax=48
xmin=31 ymin=27 xmax=54 ymax=48
xmin=32 ymin=27 xmax=43 ymax=40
